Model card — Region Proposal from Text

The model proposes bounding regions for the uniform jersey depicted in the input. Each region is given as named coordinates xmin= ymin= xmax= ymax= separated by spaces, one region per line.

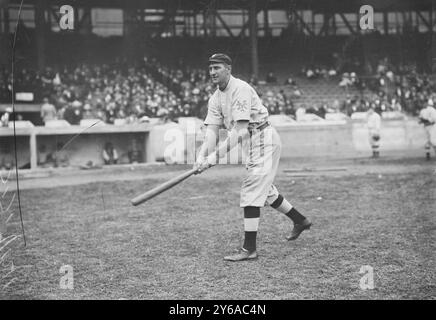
xmin=204 ymin=76 xmax=269 ymax=129
xmin=419 ymin=106 xmax=436 ymax=150
xmin=203 ymin=75 xmax=281 ymax=208
xmin=419 ymin=106 xmax=436 ymax=126
xmin=367 ymin=112 xmax=381 ymax=132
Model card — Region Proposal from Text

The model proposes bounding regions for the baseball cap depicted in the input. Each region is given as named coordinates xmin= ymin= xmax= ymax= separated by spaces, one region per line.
xmin=208 ymin=53 xmax=232 ymax=65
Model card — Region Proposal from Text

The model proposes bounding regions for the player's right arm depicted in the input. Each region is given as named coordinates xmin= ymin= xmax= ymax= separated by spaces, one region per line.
xmin=197 ymin=124 xmax=220 ymax=160
xmin=193 ymin=124 xmax=220 ymax=173
xmin=194 ymin=93 xmax=222 ymax=173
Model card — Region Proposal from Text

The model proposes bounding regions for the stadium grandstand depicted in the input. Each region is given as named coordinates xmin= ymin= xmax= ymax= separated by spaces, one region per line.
xmin=0 ymin=0 xmax=435 ymax=169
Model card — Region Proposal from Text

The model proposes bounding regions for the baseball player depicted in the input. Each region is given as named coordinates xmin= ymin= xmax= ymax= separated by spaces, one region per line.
xmin=194 ymin=53 xmax=312 ymax=262
xmin=418 ymin=99 xmax=436 ymax=160
xmin=366 ymin=106 xmax=381 ymax=158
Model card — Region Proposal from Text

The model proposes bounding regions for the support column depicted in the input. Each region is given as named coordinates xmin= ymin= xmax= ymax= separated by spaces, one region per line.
xmin=383 ymin=11 xmax=389 ymax=35
xmin=263 ymin=8 xmax=270 ymax=37
xmin=210 ymin=1 xmax=217 ymax=37
xmin=202 ymin=9 xmax=208 ymax=37
xmin=3 ymin=6 xmax=10 ymax=34
xmin=332 ymin=13 xmax=337 ymax=35
xmin=30 ymin=132 xmax=37 ymax=170
xmin=249 ymin=0 xmax=258 ymax=80
xmin=123 ymin=6 xmax=137 ymax=61
xmin=35 ymin=0 xmax=47 ymax=71
xmin=81 ymin=5 xmax=92 ymax=35
xmin=241 ymin=9 xmax=247 ymax=38
xmin=145 ymin=131 xmax=155 ymax=162
xmin=0 ymin=6 xmax=10 ymax=66
xmin=431 ymin=5 xmax=435 ymax=72
xmin=323 ymin=13 xmax=329 ymax=36
xmin=0 ymin=0 xmax=10 ymax=34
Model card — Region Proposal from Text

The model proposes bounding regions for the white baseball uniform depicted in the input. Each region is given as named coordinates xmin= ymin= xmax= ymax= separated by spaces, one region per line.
xmin=367 ymin=111 xmax=381 ymax=150
xmin=204 ymin=75 xmax=282 ymax=207
xmin=419 ymin=105 xmax=436 ymax=148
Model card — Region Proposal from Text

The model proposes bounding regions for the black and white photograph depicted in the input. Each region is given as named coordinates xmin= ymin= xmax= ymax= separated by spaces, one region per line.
xmin=0 ymin=0 xmax=435 ymax=305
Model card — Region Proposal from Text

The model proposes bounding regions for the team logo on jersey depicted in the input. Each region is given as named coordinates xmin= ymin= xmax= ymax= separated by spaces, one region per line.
xmin=235 ymin=100 xmax=248 ymax=112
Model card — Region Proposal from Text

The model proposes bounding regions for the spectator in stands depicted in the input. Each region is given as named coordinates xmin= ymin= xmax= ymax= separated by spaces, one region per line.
xmin=0 ymin=107 xmax=12 ymax=127
xmin=290 ymin=85 xmax=303 ymax=98
xmin=82 ymin=103 xmax=95 ymax=119
xmin=249 ymin=74 xmax=258 ymax=86
xmin=295 ymin=104 xmax=306 ymax=121
xmin=317 ymin=104 xmax=327 ymax=119
xmin=284 ymin=76 xmax=296 ymax=86
xmin=266 ymin=71 xmax=277 ymax=84
xmin=328 ymin=68 xmax=337 ymax=78
xmin=305 ymin=67 xmax=316 ymax=79
xmin=339 ymin=73 xmax=352 ymax=89
xmin=63 ymin=101 xmax=83 ymax=125
xmin=376 ymin=57 xmax=389 ymax=75
xmin=102 ymin=142 xmax=119 ymax=165
xmin=390 ymin=98 xmax=402 ymax=112
xmin=40 ymin=97 xmax=57 ymax=124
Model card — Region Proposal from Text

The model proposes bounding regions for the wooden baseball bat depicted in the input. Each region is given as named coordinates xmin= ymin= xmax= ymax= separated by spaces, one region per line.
xmin=131 ymin=168 xmax=198 ymax=206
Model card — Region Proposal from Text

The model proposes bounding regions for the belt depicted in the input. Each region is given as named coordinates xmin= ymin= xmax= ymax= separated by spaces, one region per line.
xmin=248 ymin=121 xmax=270 ymax=133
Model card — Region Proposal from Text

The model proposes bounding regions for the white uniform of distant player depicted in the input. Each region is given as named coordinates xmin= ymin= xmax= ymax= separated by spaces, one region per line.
xmin=419 ymin=100 xmax=436 ymax=159
xmin=366 ymin=108 xmax=381 ymax=158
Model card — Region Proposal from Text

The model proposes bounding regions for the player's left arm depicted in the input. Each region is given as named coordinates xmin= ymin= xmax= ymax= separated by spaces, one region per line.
xmin=205 ymin=84 xmax=252 ymax=165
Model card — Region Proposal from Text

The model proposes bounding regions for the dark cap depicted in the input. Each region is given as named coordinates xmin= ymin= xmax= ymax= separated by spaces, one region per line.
xmin=208 ymin=53 xmax=232 ymax=65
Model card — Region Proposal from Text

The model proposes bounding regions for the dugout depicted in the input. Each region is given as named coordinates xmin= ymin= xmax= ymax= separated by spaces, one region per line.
xmin=0 ymin=127 xmax=32 ymax=169
xmin=0 ymin=124 xmax=155 ymax=170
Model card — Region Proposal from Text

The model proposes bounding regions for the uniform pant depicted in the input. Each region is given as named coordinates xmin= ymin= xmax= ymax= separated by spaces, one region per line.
xmin=424 ymin=125 xmax=436 ymax=151
xmin=368 ymin=130 xmax=380 ymax=152
xmin=240 ymin=125 xmax=282 ymax=207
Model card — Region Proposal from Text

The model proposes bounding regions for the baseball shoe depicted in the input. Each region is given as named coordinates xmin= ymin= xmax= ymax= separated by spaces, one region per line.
xmin=286 ymin=218 xmax=312 ymax=241
xmin=224 ymin=248 xmax=258 ymax=262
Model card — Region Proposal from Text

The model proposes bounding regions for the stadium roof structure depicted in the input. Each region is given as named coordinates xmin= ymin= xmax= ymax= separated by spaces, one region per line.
xmin=6 ymin=0 xmax=434 ymax=12
xmin=3 ymin=0 xmax=434 ymax=77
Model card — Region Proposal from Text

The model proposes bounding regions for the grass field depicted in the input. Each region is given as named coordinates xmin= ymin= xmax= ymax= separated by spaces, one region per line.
xmin=1 ymin=157 xmax=435 ymax=300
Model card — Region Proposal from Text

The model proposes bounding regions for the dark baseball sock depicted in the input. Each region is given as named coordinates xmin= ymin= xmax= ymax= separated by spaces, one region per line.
xmin=243 ymin=232 xmax=257 ymax=253
xmin=285 ymin=207 xmax=306 ymax=225
xmin=271 ymin=194 xmax=306 ymax=224
xmin=243 ymin=206 xmax=260 ymax=252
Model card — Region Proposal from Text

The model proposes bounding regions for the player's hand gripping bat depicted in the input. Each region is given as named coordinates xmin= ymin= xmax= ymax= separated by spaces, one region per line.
xmin=131 ymin=168 xmax=199 ymax=206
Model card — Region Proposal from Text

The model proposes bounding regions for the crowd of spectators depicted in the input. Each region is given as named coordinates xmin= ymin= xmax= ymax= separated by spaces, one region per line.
xmin=301 ymin=65 xmax=338 ymax=80
xmin=0 ymin=57 xmax=216 ymax=125
xmin=1 ymin=54 xmax=434 ymax=125
xmin=339 ymin=58 xmax=436 ymax=116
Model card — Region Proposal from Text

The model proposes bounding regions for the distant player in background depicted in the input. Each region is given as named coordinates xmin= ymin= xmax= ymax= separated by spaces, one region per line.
xmin=128 ymin=138 xmax=142 ymax=164
xmin=40 ymin=98 xmax=57 ymax=125
xmin=102 ymin=142 xmax=119 ymax=165
xmin=418 ymin=99 xmax=436 ymax=160
xmin=366 ymin=106 xmax=381 ymax=158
